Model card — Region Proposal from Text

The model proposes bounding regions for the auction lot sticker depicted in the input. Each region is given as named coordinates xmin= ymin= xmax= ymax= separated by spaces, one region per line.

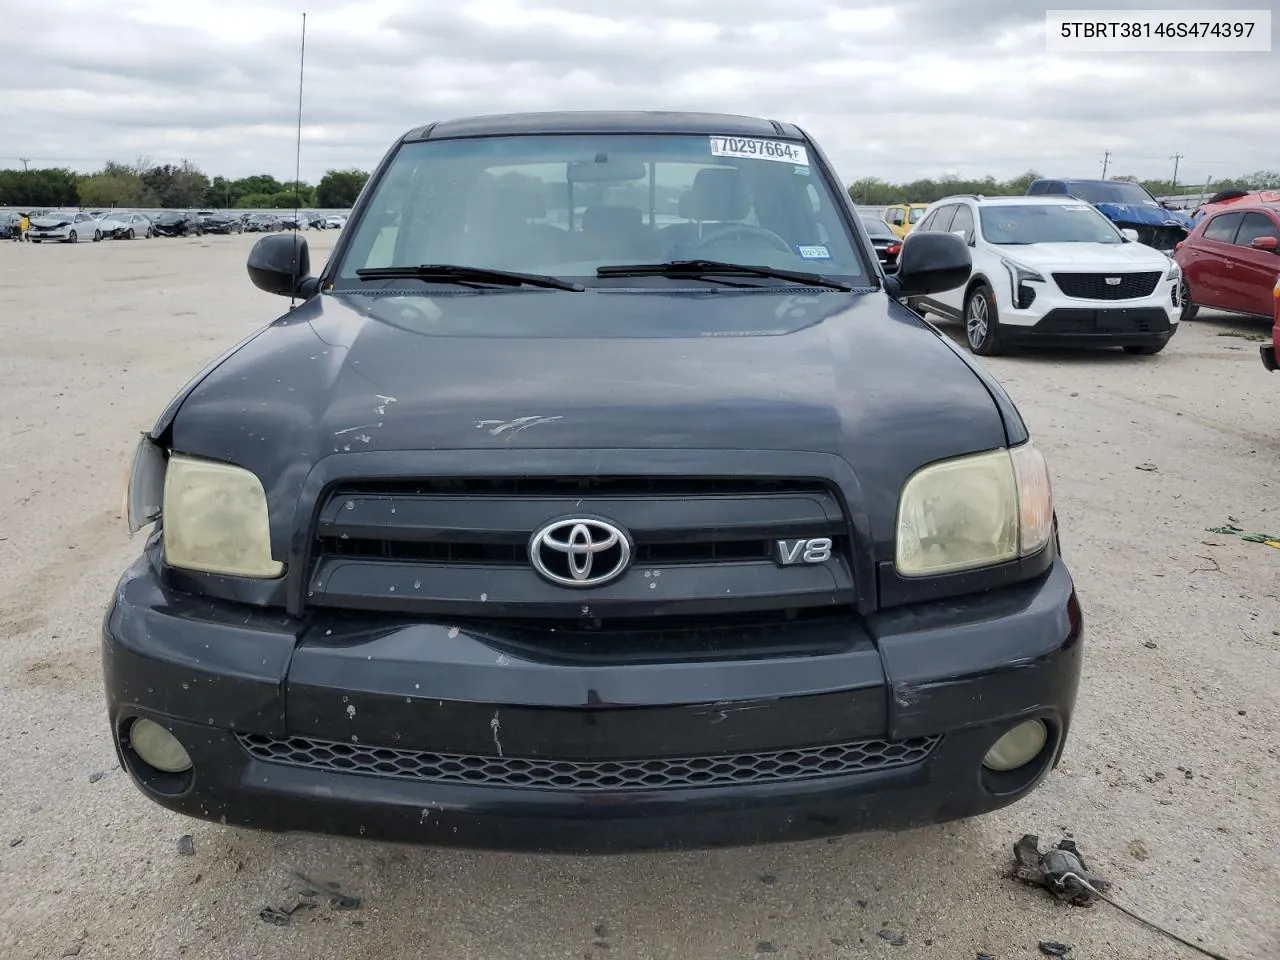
xmin=710 ymin=137 xmax=809 ymax=166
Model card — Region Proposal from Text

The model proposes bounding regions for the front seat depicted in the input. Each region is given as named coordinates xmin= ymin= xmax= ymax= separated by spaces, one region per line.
xmin=667 ymin=168 xmax=752 ymax=257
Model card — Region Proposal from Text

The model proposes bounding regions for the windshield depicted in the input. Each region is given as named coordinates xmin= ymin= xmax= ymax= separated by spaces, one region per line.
xmin=979 ymin=204 xmax=1125 ymax=244
xmin=1065 ymin=180 xmax=1158 ymax=207
xmin=334 ymin=133 xmax=865 ymax=285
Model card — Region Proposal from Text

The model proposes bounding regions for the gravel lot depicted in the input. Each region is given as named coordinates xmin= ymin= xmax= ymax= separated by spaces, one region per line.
xmin=1 ymin=232 xmax=1277 ymax=960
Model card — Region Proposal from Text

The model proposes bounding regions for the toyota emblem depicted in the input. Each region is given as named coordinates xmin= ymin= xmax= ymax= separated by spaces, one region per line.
xmin=529 ymin=517 xmax=633 ymax=588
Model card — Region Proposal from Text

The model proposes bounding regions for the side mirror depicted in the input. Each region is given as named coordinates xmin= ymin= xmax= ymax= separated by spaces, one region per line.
xmin=247 ymin=232 xmax=314 ymax=297
xmin=884 ymin=231 xmax=971 ymax=297
xmin=1121 ymin=228 xmax=1141 ymax=242
xmin=1250 ymin=236 xmax=1279 ymax=252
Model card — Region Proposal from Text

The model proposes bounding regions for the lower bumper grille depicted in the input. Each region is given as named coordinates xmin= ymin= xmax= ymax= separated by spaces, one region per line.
xmin=238 ymin=733 xmax=940 ymax=791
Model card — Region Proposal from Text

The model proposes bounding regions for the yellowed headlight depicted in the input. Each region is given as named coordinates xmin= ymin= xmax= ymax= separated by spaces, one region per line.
xmin=895 ymin=443 xmax=1053 ymax=577
xmin=162 ymin=454 xmax=283 ymax=578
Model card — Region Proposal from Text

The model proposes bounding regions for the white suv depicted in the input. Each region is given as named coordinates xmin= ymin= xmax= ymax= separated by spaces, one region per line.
xmin=906 ymin=195 xmax=1182 ymax=356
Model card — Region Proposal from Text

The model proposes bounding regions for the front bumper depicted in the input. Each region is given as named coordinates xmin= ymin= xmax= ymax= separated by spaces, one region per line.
xmin=102 ymin=555 xmax=1083 ymax=853
xmin=1001 ymin=306 xmax=1177 ymax=348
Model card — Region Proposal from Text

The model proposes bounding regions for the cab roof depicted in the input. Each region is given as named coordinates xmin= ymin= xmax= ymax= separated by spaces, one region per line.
xmin=402 ymin=110 xmax=806 ymax=142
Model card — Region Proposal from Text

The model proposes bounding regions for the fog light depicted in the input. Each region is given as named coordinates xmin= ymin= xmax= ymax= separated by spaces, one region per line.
xmin=129 ymin=718 xmax=192 ymax=773
xmin=982 ymin=719 xmax=1047 ymax=772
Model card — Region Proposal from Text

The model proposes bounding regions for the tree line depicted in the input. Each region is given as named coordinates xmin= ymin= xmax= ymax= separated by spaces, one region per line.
xmin=847 ymin=169 xmax=1280 ymax=205
xmin=3 ymin=158 xmax=1278 ymax=211
xmin=0 ymin=160 xmax=370 ymax=210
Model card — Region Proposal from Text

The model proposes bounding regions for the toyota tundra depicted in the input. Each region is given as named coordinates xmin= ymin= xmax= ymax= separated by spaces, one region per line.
xmin=104 ymin=111 xmax=1083 ymax=853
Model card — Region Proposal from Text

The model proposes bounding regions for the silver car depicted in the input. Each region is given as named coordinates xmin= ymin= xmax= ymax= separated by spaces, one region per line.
xmin=28 ymin=210 xmax=102 ymax=243
xmin=97 ymin=211 xmax=153 ymax=239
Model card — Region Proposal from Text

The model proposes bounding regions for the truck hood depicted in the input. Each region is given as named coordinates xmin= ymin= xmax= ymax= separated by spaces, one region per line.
xmin=168 ymin=287 xmax=1013 ymax=552
xmin=996 ymin=241 xmax=1173 ymax=270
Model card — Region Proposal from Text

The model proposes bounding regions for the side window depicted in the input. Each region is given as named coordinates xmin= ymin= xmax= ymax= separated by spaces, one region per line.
xmin=885 ymin=207 xmax=904 ymax=226
xmin=1027 ymin=181 xmax=1048 ymax=195
xmin=1233 ymin=212 xmax=1280 ymax=246
xmin=1202 ymin=212 xmax=1243 ymax=244
xmin=950 ymin=204 xmax=974 ymax=241
xmin=916 ymin=209 xmax=940 ymax=232
xmin=931 ymin=204 xmax=958 ymax=233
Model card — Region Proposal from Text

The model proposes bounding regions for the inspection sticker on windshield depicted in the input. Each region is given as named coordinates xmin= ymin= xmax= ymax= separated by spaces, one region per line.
xmin=796 ymin=244 xmax=831 ymax=259
xmin=709 ymin=136 xmax=809 ymax=165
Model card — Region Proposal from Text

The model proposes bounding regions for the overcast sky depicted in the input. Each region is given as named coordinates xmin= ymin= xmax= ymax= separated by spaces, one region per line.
xmin=1 ymin=0 xmax=1275 ymax=188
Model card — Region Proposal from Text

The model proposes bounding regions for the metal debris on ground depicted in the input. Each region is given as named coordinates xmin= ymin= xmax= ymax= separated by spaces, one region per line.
xmin=1012 ymin=834 xmax=1110 ymax=906
xmin=1135 ymin=462 xmax=1158 ymax=471
xmin=1010 ymin=834 xmax=1240 ymax=960
xmin=876 ymin=929 xmax=908 ymax=946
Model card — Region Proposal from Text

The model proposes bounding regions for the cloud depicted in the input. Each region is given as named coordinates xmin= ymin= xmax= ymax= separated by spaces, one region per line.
xmin=0 ymin=0 xmax=1275 ymax=188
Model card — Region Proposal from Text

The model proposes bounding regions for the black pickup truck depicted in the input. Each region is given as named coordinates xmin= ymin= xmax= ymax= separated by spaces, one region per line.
xmin=106 ymin=111 xmax=1083 ymax=853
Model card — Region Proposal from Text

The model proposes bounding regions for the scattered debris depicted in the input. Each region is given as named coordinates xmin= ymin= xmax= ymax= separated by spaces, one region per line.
xmin=1135 ymin=462 xmax=1158 ymax=472
xmin=757 ymin=873 xmax=777 ymax=885
xmin=177 ymin=835 xmax=195 ymax=856
xmin=61 ymin=945 xmax=81 ymax=958
xmin=1013 ymin=835 xmax=1239 ymax=960
xmin=87 ymin=771 xmax=104 ymax=784
xmin=1143 ymin=640 xmax=1158 ymax=649
xmin=1012 ymin=835 xmax=1110 ymax=906
xmin=1127 ymin=839 xmax=1149 ymax=861
xmin=756 ymin=941 xmax=777 ymax=954
xmin=291 ymin=871 xmax=362 ymax=910
xmin=8 ymin=837 xmax=22 ymax=848
xmin=877 ymin=929 xmax=908 ymax=946
xmin=1206 ymin=524 xmax=1280 ymax=549
xmin=259 ymin=903 xmax=311 ymax=927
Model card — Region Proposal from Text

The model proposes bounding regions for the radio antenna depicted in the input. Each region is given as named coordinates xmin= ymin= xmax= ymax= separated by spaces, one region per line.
xmin=290 ymin=11 xmax=307 ymax=308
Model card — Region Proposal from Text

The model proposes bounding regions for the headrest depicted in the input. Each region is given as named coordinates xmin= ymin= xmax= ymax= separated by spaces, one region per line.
xmin=689 ymin=167 xmax=749 ymax=222
xmin=582 ymin=204 xmax=643 ymax=233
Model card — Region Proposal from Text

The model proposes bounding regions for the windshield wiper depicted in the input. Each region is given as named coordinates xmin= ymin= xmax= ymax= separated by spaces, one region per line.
xmin=597 ymin=259 xmax=854 ymax=291
xmin=355 ymin=264 xmax=583 ymax=292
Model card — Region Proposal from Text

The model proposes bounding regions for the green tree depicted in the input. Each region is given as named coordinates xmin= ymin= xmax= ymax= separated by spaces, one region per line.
xmin=139 ymin=160 xmax=210 ymax=208
xmin=316 ymin=168 xmax=369 ymax=208
xmin=78 ymin=167 xmax=145 ymax=207
xmin=0 ymin=167 xmax=80 ymax=207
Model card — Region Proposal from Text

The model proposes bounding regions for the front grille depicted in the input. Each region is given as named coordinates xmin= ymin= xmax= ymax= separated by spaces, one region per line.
xmin=238 ymin=733 xmax=939 ymax=791
xmin=304 ymin=475 xmax=856 ymax=617
xmin=1052 ymin=271 xmax=1161 ymax=300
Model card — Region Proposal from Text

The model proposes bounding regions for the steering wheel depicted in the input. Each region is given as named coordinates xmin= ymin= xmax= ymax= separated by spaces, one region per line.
xmin=693 ymin=223 xmax=794 ymax=254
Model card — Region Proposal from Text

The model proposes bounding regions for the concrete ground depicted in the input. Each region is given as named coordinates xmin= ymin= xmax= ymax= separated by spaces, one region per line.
xmin=0 ymin=232 xmax=1276 ymax=960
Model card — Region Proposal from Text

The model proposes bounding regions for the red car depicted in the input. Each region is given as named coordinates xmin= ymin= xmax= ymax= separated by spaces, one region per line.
xmin=1174 ymin=199 xmax=1280 ymax=324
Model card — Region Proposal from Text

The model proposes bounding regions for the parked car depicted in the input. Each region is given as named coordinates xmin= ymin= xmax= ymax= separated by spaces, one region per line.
xmin=151 ymin=212 xmax=203 ymax=237
xmin=1190 ymin=189 xmax=1280 ymax=225
xmin=1026 ymin=179 xmax=1193 ymax=252
xmin=0 ymin=210 xmax=21 ymax=239
xmin=320 ymin=213 xmax=347 ymax=229
xmin=27 ymin=210 xmax=102 ymax=243
xmin=277 ymin=212 xmax=310 ymax=230
xmin=200 ymin=212 xmax=244 ymax=234
xmin=908 ymin=194 xmax=1181 ymax=356
xmin=1174 ymin=199 xmax=1280 ymax=323
xmin=883 ymin=202 xmax=929 ymax=240
xmin=860 ymin=215 xmax=903 ymax=268
xmin=107 ymin=110 xmax=1081 ymax=854
xmin=98 ymin=211 xmax=153 ymax=239
xmin=243 ymin=213 xmax=283 ymax=233
xmin=1263 ymin=275 xmax=1280 ymax=373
